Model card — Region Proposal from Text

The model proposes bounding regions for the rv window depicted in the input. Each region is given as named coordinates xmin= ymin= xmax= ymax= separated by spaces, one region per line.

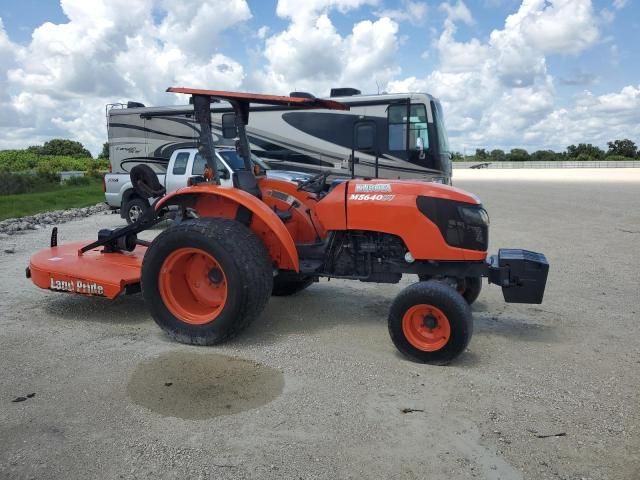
xmin=387 ymin=103 xmax=429 ymax=152
xmin=172 ymin=152 xmax=190 ymax=175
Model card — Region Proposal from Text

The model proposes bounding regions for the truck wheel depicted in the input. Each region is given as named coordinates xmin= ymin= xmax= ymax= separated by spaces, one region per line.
xmin=417 ymin=275 xmax=482 ymax=305
xmin=123 ymin=197 xmax=148 ymax=224
xmin=388 ymin=280 xmax=473 ymax=365
xmin=141 ymin=218 xmax=273 ymax=345
xmin=272 ymin=274 xmax=314 ymax=296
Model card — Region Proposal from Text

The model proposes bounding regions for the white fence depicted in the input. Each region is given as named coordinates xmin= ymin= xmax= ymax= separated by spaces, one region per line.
xmin=453 ymin=160 xmax=640 ymax=169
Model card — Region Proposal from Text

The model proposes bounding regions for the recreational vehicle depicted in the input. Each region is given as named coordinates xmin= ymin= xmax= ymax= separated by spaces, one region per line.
xmin=107 ymin=88 xmax=452 ymax=182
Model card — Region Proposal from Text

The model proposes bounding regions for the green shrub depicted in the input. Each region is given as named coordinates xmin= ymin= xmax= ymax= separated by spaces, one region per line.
xmin=64 ymin=175 xmax=92 ymax=186
xmin=0 ymin=171 xmax=60 ymax=195
xmin=0 ymin=150 xmax=108 ymax=173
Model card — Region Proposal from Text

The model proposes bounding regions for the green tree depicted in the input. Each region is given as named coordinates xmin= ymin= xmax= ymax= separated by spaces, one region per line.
xmin=475 ymin=148 xmax=489 ymax=160
xmin=566 ymin=143 xmax=604 ymax=160
xmin=606 ymin=139 xmax=637 ymax=158
xmin=98 ymin=142 xmax=109 ymax=159
xmin=531 ymin=150 xmax=558 ymax=162
xmin=40 ymin=139 xmax=92 ymax=158
xmin=489 ymin=149 xmax=506 ymax=161
xmin=508 ymin=148 xmax=530 ymax=162
xmin=450 ymin=151 xmax=464 ymax=162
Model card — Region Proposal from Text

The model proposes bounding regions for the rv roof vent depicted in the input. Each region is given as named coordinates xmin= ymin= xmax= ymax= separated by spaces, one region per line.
xmin=127 ymin=101 xmax=146 ymax=108
xmin=330 ymin=87 xmax=361 ymax=97
xmin=289 ymin=91 xmax=316 ymax=99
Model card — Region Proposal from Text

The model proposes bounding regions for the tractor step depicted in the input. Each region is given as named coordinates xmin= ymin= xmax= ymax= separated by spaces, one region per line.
xmin=28 ymin=241 xmax=145 ymax=299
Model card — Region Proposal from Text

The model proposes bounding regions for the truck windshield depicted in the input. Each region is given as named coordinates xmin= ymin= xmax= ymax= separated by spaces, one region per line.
xmin=192 ymin=151 xmax=271 ymax=175
xmin=218 ymin=150 xmax=271 ymax=171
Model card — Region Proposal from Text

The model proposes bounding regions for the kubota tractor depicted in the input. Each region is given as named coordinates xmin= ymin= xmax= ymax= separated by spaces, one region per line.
xmin=27 ymin=87 xmax=548 ymax=364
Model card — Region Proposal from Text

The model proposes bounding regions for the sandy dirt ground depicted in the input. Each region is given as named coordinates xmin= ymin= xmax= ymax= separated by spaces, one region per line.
xmin=1 ymin=171 xmax=639 ymax=479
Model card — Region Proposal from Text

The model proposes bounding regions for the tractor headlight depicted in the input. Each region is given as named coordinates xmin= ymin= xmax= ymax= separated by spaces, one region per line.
xmin=458 ymin=206 xmax=489 ymax=227
xmin=416 ymin=196 xmax=490 ymax=251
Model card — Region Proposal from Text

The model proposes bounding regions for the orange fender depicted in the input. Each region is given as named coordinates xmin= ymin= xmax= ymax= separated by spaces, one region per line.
xmin=155 ymin=185 xmax=299 ymax=271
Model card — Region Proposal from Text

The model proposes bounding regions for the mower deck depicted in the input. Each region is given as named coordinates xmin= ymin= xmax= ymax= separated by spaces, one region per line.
xmin=27 ymin=241 xmax=145 ymax=299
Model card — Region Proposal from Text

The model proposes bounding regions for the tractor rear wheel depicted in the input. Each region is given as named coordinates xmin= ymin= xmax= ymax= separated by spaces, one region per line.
xmin=417 ymin=275 xmax=482 ymax=305
xmin=388 ymin=280 xmax=473 ymax=365
xmin=141 ymin=217 xmax=273 ymax=345
xmin=272 ymin=274 xmax=314 ymax=296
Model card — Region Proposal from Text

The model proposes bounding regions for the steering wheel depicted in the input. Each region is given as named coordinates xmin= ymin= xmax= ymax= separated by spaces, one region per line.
xmin=296 ymin=171 xmax=331 ymax=193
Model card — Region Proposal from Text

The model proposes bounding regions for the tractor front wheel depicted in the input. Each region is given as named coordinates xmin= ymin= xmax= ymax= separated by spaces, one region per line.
xmin=141 ymin=218 xmax=273 ymax=345
xmin=388 ymin=280 xmax=473 ymax=365
xmin=417 ymin=275 xmax=482 ymax=305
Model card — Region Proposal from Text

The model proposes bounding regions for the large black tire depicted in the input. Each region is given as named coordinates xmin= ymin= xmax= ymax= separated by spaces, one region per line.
xmin=141 ymin=218 xmax=273 ymax=345
xmin=272 ymin=274 xmax=314 ymax=296
xmin=388 ymin=280 xmax=473 ymax=365
xmin=123 ymin=197 xmax=148 ymax=225
xmin=417 ymin=275 xmax=483 ymax=305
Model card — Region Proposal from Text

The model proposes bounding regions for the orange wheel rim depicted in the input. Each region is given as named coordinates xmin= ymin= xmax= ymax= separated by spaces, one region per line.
xmin=402 ymin=304 xmax=451 ymax=352
xmin=158 ymin=248 xmax=227 ymax=325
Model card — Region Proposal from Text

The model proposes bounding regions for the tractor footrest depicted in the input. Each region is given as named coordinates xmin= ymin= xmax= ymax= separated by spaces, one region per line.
xmin=488 ymin=249 xmax=548 ymax=304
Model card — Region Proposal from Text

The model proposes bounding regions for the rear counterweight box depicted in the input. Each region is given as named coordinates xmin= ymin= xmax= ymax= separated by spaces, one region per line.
xmin=491 ymin=249 xmax=549 ymax=304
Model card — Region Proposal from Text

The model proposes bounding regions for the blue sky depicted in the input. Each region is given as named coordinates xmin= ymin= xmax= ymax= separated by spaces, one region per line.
xmin=0 ymin=0 xmax=638 ymax=154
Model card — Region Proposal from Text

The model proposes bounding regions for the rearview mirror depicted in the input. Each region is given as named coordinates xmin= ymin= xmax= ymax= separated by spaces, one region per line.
xmin=221 ymin=113 xmax=237 ymax=139
xmin=354 ymin=123 xmax=375 ymax=152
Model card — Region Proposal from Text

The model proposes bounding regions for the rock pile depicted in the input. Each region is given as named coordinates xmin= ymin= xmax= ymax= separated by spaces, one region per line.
xmin=0 ymin=203 xmax=110 ymax=235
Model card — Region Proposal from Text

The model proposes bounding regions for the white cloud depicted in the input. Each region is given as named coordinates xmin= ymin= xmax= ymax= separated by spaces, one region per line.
xmin=0 ymin=0 xmax=636 ymax=156
xmin=376 ymin=1 xmax=427 ymax=25
xmin=0 ymin=0 xmax=251 ymax=154
xmin=252 ymin=2 xmax=400 ymax=96
xmin=439 ymin=1 xmax=474 ymax=26
xmin=389 ymin=0 xmax=605 ymax=151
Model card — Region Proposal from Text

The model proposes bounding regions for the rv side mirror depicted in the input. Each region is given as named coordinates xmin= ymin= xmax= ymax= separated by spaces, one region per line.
xmin=222 ymin=113 xmax=237 ymax=139
xmin=354 ymin=124 xmax=375 ymax=152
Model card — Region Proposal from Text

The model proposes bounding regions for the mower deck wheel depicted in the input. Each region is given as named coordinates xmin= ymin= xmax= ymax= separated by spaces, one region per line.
xmin=388 ymin=280 xmax=473 ymax=365
xmin=141 ymin=217 xmax=273 ymax=345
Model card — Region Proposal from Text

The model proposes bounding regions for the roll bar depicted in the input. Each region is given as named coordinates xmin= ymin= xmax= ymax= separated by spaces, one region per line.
xmin=166 ymin=87 xmax=349 ymax=185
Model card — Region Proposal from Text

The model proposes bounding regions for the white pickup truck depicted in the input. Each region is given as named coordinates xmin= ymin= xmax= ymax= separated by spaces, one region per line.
xmin=104 ymin=147 xmax=311 ymax=223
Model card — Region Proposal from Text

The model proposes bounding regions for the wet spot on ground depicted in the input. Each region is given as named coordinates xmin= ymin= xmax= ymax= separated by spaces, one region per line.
xmin=127 ymin=351 xmax=284 ymax=420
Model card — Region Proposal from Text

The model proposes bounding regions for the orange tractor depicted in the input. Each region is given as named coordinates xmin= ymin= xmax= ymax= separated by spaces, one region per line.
xmin=27 ymin=87 xmax=548 ymax=364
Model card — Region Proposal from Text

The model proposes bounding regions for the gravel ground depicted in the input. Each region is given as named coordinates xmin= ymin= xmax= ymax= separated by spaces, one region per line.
xmin=0 ymin=175 xmax=639 ymax=480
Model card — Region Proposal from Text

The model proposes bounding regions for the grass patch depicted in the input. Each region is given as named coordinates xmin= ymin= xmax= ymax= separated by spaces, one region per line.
xmin=0 ymin=178 xmax=105 ymax=220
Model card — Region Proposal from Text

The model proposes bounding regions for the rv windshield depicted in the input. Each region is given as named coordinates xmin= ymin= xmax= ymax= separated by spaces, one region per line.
xmin=387 ymin=103 xmax=429 ymax=152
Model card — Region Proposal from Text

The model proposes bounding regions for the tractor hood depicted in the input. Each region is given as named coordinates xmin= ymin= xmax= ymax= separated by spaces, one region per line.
xmin=348 ymin=179 xmax=481 ymax=205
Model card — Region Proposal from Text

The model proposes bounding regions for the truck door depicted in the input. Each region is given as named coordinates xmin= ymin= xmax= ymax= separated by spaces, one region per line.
xmin=165 ymin=151 xmax=192 ymax=193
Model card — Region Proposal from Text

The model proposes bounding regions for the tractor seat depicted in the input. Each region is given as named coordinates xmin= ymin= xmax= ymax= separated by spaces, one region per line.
xmin=232 ymin=170 xmax=262 ymax=198
xmin=130 ymin=164 xmax=166 ymax=198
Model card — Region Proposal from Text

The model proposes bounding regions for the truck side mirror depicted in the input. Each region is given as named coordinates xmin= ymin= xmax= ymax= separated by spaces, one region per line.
xmin=222 ymin=113 xmax=237 ymax=139
xmin=217 ymin=168 xmax=230 ymax=180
